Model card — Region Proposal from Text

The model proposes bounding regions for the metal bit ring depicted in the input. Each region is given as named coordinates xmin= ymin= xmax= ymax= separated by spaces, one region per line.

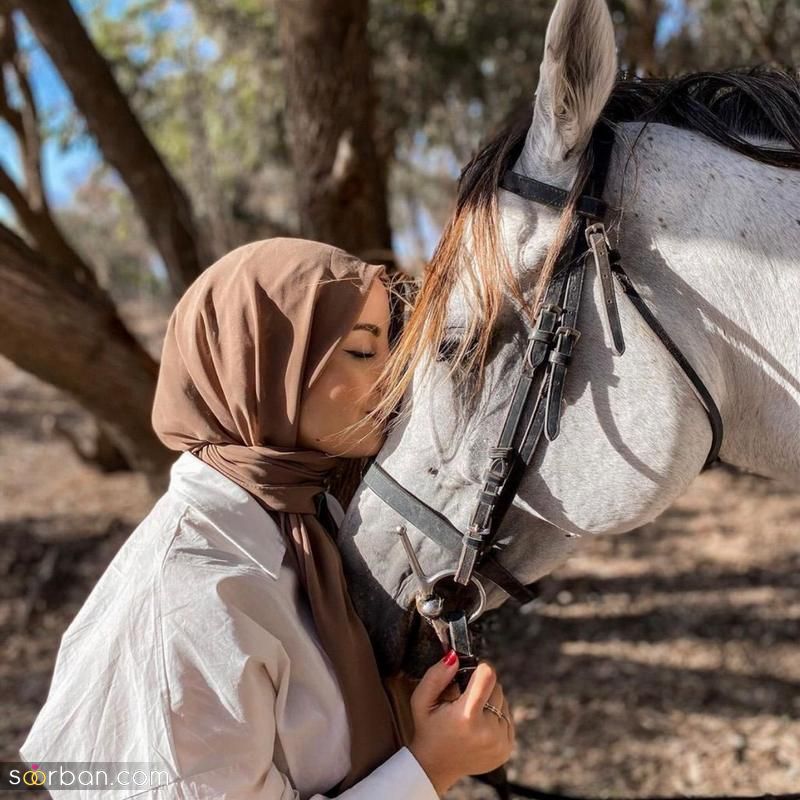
xmin=394 ymin=526 xmax=487 ymax=623
xmin=419 ymin=568 xmax=487 ymax=623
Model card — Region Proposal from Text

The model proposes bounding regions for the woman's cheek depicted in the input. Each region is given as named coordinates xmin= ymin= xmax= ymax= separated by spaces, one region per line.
xmin=326 ymin=381 xmax=352 ymax=403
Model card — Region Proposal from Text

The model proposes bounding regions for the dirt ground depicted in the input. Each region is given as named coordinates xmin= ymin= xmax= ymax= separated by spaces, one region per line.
xmin=1 ymin=349 xmax=798 ymax=799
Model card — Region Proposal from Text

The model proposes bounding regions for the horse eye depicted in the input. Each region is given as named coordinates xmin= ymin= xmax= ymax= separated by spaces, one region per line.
xmin=436 ymin=332 xmax=482 ymax=366
xmin=436 ymin=336 xmax=462 ymax=363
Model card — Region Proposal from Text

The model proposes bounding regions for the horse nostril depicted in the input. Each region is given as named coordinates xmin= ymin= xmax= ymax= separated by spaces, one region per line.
xmin=427 ymin=466 xmax=439 ymax=476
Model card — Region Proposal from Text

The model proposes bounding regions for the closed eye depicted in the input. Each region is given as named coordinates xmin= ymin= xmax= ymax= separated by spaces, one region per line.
xmin=345 ymin=350 xmax=376 ymax=359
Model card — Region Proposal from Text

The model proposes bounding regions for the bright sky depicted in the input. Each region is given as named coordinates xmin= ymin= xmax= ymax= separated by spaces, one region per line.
xmin=2 ymin=4 xmax=94 ymax=211
xmin=0 ymin=0 xmax=197 ymax=216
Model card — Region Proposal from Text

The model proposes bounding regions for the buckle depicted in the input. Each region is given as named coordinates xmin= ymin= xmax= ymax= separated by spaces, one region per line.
xmin=585 ymin=222 xmax=611 ymax=249
xmin=555 ymin=325 xmax=581 ymax=345
xmin=537 ymin=302 xmax=563 ymax=318
xmin=525 ymin=303 xmax=564 ymax=369
xmin=549 ymin=326 xmax=581 ymax=367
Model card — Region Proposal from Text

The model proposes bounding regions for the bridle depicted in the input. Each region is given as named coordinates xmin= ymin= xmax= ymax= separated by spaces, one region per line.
xmin=363 ymin=122 xmax=724 ymax=673
xmin=364 ymin=122 xmax=724 ymax=662
xmin=358 ymin=122 xmax=800 ymax=800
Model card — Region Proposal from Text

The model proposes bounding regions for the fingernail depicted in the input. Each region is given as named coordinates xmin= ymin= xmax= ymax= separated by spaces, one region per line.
xmin=442 ymin=649 xmax=458 ymax=666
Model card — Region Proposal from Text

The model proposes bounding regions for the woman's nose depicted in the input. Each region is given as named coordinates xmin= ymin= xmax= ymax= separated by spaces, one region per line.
xmin=365 ymin=369 xmax=386 ymax=405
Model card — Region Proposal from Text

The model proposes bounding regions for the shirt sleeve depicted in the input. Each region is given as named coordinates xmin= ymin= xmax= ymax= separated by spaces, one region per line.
xmin=155 ymin=534 xmax=439 ymax=800
xmin=158 ymin=745 xmax=439 ymax=800
xmin=320 ymin=748 xmax=440 ymax=800
xmin=156 ymin=615 xmax=438 ymax=800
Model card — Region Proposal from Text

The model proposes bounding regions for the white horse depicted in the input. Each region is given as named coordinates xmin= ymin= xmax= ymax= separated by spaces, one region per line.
xmin=337 ymin=0 xmax=800 ymax=675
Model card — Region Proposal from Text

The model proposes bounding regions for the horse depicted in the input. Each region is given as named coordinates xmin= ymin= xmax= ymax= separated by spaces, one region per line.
xmin=337 ymin=0 xmax=800 ymax=679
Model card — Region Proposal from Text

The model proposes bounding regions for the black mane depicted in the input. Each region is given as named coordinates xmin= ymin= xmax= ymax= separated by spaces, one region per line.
xmin=603 ymin=68 xmax=800 ymax=169
xmin=457 ymin=67 xmax=800 ymax=207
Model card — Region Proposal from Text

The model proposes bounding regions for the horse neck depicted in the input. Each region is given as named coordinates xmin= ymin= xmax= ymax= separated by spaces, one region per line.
xmin=609 ymin=122 xmax=800 ymax=482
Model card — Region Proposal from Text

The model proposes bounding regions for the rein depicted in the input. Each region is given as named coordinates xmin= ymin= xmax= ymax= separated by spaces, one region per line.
xmin=362 ymin=122 xmax=791 ymax=800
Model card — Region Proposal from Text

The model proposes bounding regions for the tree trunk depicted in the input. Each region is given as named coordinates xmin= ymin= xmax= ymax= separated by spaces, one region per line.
xmin=276 ymin=0 xmax=392 ymax=258
xmin=0 ymin=225 xmax=173 ymax=480
xmin=14 ymin=0 xmax=207 ymax=295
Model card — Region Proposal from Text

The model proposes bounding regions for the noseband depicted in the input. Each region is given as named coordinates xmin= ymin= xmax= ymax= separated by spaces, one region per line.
xmin=363 ymin=122 xmax=724 ymax=667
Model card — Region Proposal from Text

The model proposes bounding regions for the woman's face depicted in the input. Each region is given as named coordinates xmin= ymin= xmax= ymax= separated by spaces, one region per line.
xmin=298 ymin=278 xmax=391 ymax=457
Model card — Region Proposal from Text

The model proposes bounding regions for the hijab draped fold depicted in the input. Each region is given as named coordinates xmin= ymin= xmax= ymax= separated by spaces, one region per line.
xmin=151 ymin=238 xmax=402 ymax=793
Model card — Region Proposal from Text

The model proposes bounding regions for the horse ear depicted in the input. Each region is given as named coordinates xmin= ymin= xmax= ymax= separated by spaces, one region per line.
xmin=522 ymin=0 xmax=617 ymax=180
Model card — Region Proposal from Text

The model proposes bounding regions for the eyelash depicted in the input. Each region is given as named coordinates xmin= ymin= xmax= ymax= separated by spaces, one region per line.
xmin=346 ymin=350 xmax=376 ymax=360
xmin=436 ymin=335 xmax=481 ymax=364
xmin=436 ymin=337 xmax=461 ymax=363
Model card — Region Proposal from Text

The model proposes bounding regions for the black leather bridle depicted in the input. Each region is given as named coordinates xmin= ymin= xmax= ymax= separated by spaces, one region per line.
xmin=359 ymin=120 xmax=799 ymax=800
xmin=363 ymin=122 xmax=723 ymax=647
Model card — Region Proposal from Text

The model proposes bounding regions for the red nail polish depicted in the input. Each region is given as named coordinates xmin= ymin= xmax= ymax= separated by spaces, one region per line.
xmin=442 ymin=649 xmax=458 ymax=666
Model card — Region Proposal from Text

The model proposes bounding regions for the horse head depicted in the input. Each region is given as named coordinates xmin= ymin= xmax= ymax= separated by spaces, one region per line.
xmin=338 ymin=0 xmax=800 ymax=676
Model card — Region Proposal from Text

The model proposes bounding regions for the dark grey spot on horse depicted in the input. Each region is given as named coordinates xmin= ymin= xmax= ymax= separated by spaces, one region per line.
xmin=427 ymin=466 xmax=439 ymax=476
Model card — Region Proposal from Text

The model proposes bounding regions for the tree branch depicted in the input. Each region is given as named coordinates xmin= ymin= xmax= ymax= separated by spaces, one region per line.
xmin=0 ymin=11 xmax=24 ymax=138
xmin=0 ymin=216 xmax=172 ymax=478
xmin=0 ymin=14 xmax=112 ymax=295
xmin=18 ymin=0 xmax=206 ymax=294
xmin=5 ymin=12 xmax=44 ymax=208
xmin=0 ymin=160 xmax=22 ymax=211
xmin=0 ymin=126 xmax=103 ymax=293
xmin=0 ymin=213 xmax=30 ymax=252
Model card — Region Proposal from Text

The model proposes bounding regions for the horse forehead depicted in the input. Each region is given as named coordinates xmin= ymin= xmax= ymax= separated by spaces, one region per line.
xmin=444 ymin=284 xmax=470 ymax=328
xmin=447 ymin=197 xmax=555 ymax=295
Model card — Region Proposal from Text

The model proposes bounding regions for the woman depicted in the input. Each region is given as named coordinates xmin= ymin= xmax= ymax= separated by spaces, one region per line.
xmin=19 ymin=238 xmax=514 ymax=798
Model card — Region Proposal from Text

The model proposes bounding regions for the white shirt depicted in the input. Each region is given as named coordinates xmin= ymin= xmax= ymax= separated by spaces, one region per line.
xmin=19 ymin=452 xmax=438 ymax=800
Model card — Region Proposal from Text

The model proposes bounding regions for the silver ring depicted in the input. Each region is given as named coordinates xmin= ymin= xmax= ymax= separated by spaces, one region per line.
xmin=483 ymin=702 xmax=510 ymax=725
xmin=425 ymin=569 xmax=487 ymax=623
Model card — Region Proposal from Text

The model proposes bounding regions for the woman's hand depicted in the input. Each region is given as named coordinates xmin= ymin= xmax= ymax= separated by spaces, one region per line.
xmin=408 ymin=651 xmax=515 ymax=796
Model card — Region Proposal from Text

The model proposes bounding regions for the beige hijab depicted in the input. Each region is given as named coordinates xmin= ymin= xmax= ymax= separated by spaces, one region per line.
xmin=151 ymin=238 xmax=403 ymax=793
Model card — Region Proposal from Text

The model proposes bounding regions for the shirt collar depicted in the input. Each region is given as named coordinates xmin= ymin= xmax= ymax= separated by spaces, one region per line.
xmin=168 ymin=451 xmax=286 ymax=580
